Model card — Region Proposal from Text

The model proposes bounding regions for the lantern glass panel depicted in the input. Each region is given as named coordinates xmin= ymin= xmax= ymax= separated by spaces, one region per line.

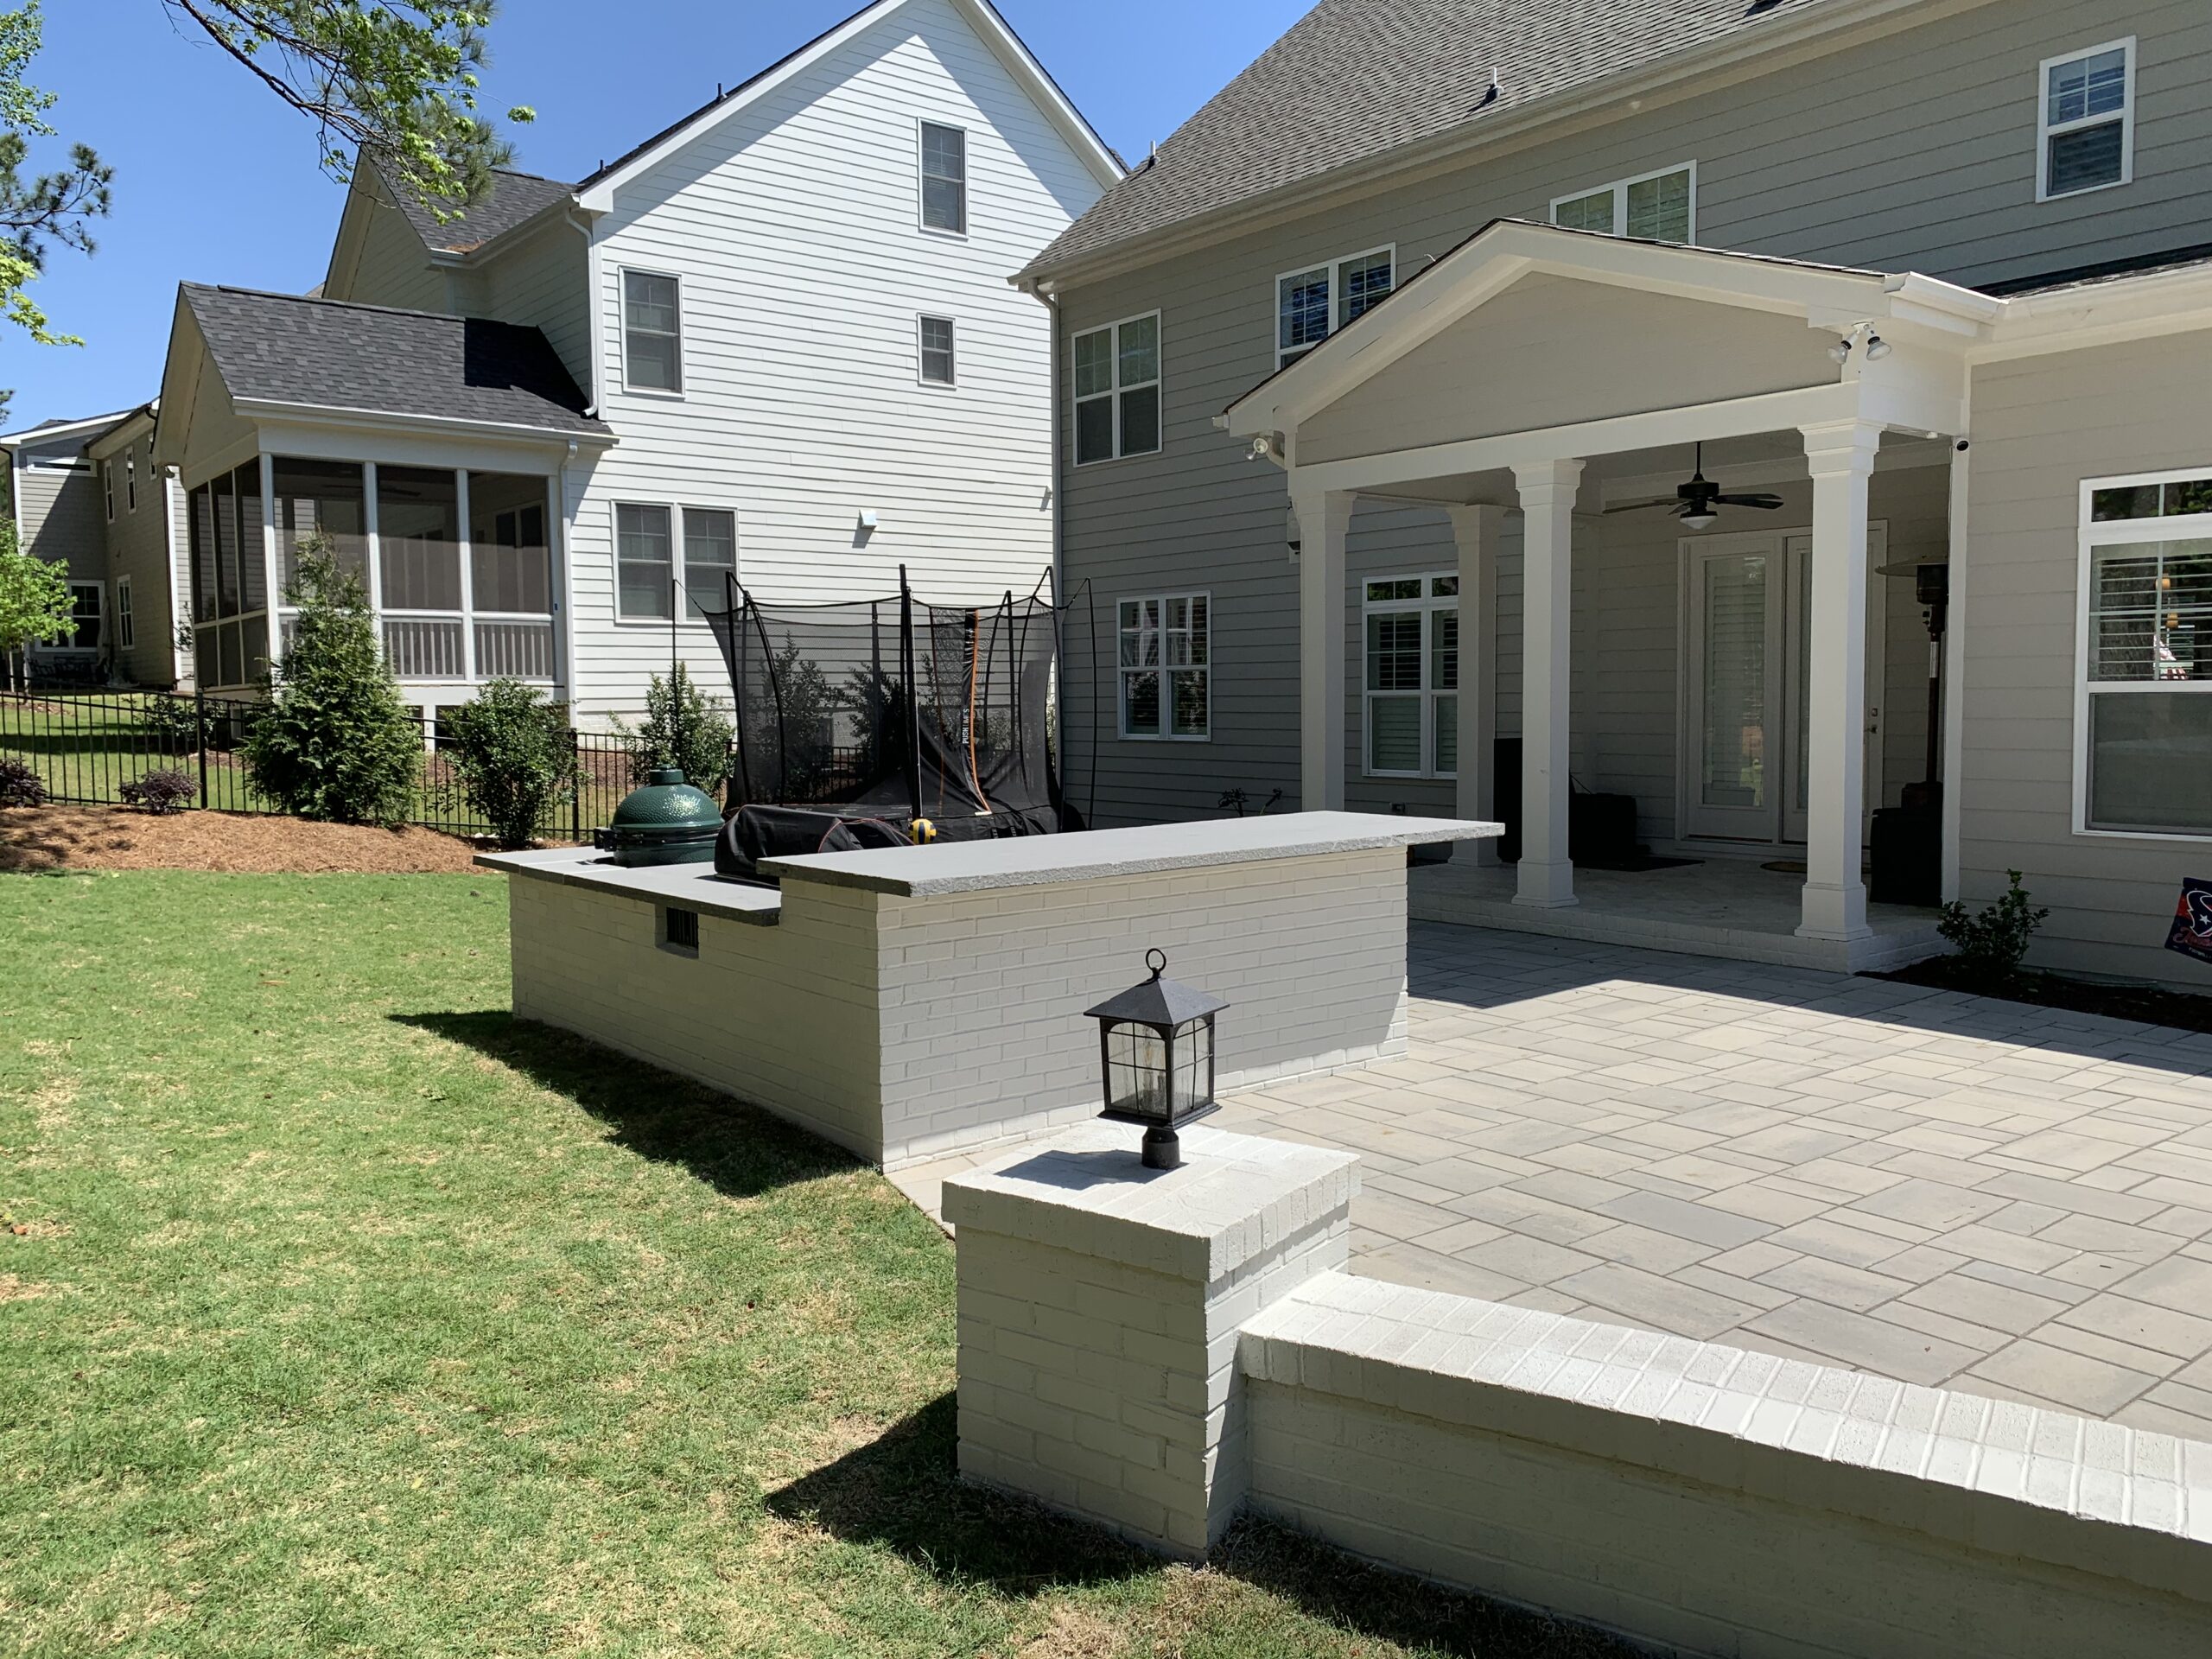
xmin=1174 ymin=1017 xmax=1212 ymax=1114
xmin=1106 ymin=1021 xmax=1171 ymax=1117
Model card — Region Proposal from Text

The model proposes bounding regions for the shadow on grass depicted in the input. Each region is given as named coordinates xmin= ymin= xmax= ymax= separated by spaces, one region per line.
xmin=393 ymin=1010 xmax=855 ymax=1203
xmin=771 ymin=1395 xmax=1642 ymax=1656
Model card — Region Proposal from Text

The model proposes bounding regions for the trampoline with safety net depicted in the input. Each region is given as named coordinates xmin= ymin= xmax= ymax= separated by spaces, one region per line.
xmin=700 ymin=569 xmax=1091 ymax=878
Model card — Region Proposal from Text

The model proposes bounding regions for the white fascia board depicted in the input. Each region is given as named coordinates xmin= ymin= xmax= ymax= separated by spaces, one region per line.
xmin=1975 ymin=264 xmax=2212 ymax=363
xmin=0 ymin=410 xmax=136 ymax=448
xmin=575 ymin=0 xmax=1118 ymax=215
xmin=230 ymin=398 xmax=617 ymax=452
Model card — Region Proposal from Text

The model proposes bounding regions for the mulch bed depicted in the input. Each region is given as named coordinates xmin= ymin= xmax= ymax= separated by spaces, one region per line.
xmin=0 ymin=804 xmax=485 ymax=875
xmin=1873 ymin=954 xmax=2212 ymax=1034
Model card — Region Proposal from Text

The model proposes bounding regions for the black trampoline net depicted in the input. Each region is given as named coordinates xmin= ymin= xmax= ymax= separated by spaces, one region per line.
xmin=701 ymin=574 xmax=1068 ymax=834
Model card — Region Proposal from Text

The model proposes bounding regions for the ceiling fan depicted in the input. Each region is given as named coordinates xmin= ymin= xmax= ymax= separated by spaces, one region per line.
xmin=1605 ymin=443 xmax=1784 ymax=530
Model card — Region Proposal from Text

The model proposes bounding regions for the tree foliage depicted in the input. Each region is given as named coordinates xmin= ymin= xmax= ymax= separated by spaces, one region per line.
xmin=0 ymin=514 xmax=73 ymax=657
xmin=0 ymin=1 xmax=110 ymax=349
xmin=443 ymin=677 xmax=574 ymax=849
xmin=618 ymin=664 xmax=734 ymax=797
xmin=163 ymin=1 xmax=535 ymax=218
xmin=242 ymin=538 xmax=423 ymax=825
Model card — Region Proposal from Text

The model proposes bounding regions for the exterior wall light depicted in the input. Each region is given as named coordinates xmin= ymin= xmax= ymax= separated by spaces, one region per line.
xmin=1863 ymin=334 xmax=1893 ymax=360
xmin=1084 ymin=949 xmax=1229 ymax=1171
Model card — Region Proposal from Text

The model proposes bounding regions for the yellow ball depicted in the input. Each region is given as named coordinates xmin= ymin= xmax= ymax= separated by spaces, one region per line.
xmin=912 ymin=818 xmax=937 ymax=843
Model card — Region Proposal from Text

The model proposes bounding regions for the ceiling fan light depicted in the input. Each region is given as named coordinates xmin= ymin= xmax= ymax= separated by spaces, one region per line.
xmin=1681 ymin=511 xmax=1719 ymax=531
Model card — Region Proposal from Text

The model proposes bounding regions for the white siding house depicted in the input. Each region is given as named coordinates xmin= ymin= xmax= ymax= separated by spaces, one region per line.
xmin=143 ymin=0 xmax=1117 ymax=724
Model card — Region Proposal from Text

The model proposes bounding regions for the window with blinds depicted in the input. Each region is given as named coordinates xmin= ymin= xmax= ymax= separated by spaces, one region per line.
xmin=1363 ymin=573 xmax=1459 ymax=779
xmin=1550 ymin=163 xmax=1695 ymax=244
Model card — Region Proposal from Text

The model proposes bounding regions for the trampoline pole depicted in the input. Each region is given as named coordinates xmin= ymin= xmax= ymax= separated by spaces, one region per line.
xmin=901 ymin=565 xmax=922 ymax=830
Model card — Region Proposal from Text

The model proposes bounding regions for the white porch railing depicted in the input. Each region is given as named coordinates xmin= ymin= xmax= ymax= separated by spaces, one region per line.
xmin=382 ymin=616 xmax=467 ymax=680
xmin=473 ymin=618 xmax=557 ymax=682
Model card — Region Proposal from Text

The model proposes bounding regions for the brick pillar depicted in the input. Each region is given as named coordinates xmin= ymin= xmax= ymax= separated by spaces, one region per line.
xmin=944 ymin=1122 xmax=1357 ymax=1559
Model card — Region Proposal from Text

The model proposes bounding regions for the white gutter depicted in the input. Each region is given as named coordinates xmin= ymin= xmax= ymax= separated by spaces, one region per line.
xmin=231 ymin=398 xmax=616 ymax=448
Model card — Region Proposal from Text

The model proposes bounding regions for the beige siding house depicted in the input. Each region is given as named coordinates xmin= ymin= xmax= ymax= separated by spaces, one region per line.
xmin=1027 ymin=0 xmax=2212 ymax=988
xmin=141 ymin=0 xmax=1116 ymax=725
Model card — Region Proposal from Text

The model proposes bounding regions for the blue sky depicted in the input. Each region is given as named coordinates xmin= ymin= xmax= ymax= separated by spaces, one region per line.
xmin=7 ymin=0 xmax=1309 ymax=430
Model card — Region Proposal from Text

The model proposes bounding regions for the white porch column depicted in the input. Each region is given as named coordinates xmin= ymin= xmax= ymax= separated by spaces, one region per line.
xmin=1798 ymin=419 xmax=1881 ymax=943
xmin=1293 ymin=486 xmax=1356 ymax=811
xmin=1446 ymin=504 xmax=1503 ymax=865
xmin=1512 ymin=460 xmax=1582 ymax=907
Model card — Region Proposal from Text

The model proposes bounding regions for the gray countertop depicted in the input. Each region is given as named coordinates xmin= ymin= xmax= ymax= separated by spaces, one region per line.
xmin=760 ymin=811 xmax=1501 ymax=897
xmin=474 ymin=848 xmax=784 ymax=924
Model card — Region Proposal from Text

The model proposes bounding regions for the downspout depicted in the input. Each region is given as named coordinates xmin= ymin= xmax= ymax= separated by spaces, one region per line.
xmin=559 ymin=441 xmax=582 ymax=721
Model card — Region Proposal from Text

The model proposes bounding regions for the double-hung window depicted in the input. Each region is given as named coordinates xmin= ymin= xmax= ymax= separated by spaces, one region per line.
xmin=2078 ymin=472 xmax=2212 ymax=836
xmin=1363 ymin=575 xmax=1459 ymax=778
xmin=616 ymin=502 xmax=737 ymax=620
xmin=117 ymin=576 xmax=135 ymax=650
xmin=67 ymin=582 xmax=102 ymax=650
xmin=102 ymin=460 xmax=115 ymax=521
xmin=1072 ymin=312 xmax=1161 ymax=465
xmin=622 ymin=270 xmax=683 ymax=393
xmin=1274 ymin=246 xmax=1395 ymax=367
xmin=125 ymin=449 xmax=137 ymax=512
xmin=920 ymin=121 xmax=967 ymax=234
xmin=918 ymin=315 xmax=957 ymax=385
xmin=1119 ymin=593 xmax=1208 ymax=739
xmin=2039 ymin=39 xmax=2134 ymax=200
xmin=1551 ymin=162 xmax=1696 ymax=244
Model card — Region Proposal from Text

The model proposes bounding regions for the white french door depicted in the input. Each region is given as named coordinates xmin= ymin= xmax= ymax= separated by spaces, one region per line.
xmin=1683 ymin=527 xmax=1885 ymax=844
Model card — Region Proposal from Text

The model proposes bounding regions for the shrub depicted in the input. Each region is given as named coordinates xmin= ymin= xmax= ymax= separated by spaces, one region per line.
xmin=444 ymin=678 xmax=576 ymax=849
xmin=617 ymin=664 xmax=734 ymax=796
xmin=241 ymin=540 xmax=423 ymax=825
xmin=121 ymin=768 xmax=195 ymax=815
xmin=137 ymin=694 xmax=210 ymax=753
xmin=1937 ymin=869 xmax=2049 ymax=981
xmin=0 ymin=756 xmax=44 ymax=807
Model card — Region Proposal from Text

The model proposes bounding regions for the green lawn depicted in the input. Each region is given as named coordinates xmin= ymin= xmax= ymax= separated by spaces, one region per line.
xmin=0 ymin=871 xmax=1629 ymax=1658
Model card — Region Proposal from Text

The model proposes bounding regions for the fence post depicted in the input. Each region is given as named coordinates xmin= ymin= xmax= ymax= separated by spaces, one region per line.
xmin=195 ymin=690 xmax=209 ymax=810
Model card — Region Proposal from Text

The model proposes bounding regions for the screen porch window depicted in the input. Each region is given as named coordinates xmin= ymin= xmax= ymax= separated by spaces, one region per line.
xmin=918 ymin=315 xmax=957 ymax=385
xmin=622 ymin=270 xmax=683 ymax=392
xmin=2082 ymin=474 xmax=2212 ymax=835
xmin=1119 ymin=593 xmax=1208 ymax=739
xmin=1276 ymin=247 xmax=1394 ymax=366
xmin=186 ymin=461 xmax=270 ymax=689
xmin=1363 ymin=574 xmax=1459 ymax=778
xmin=1551 ymin=162 xmax=1695 ymax=244
xmin=920 ymin=122 xmax=967 ymax=233
xmin=1073 ymin=313 xmax=1161 ymax=465
xmin=467 ymin=472 xmax=556 ymax=681
xmin=2040 ymin=40 xmax=2133 ymax=200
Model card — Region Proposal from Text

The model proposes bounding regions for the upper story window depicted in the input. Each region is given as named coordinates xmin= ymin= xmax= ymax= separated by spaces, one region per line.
xmin=920 ymin=121 xmax=968 ymax=235
xmin=1363 ymin=574 xmax=1459 ymax=779
xmin=1551 ymin=162 xmax=1695 ymax=244
xmin=2039 ymin=39 xmax=2134 ymax=200
xmin=1072 ymin=313 xmax=1161 ymax=465
xmin=918 ymin=315 xmax=957 ymax=386
xmin=125 ymin=449 xmax=137 ymax=512
xmin=102 ymin=459 xmax=115 ymax=521
xmin=1275 ymin=246 xmax=1395 ymax=367
xmin=2078 ymin=469 xmax=2212 ymax=836
xmin=116 ymin=576 xmax=135 ymax=650
xmin=622 ymin=269 xmax=683 ymax=394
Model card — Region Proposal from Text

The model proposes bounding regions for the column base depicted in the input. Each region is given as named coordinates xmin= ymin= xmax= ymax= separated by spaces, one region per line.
xmin=1514 ymin=860 xmax=1579 ymax=909
xmin=1797 ymin=880 xmax=1872 ymax=942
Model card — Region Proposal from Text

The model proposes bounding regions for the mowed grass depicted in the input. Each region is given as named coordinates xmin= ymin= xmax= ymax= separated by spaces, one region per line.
xmin=0 ymin=872 xmax=1631 ymax=1659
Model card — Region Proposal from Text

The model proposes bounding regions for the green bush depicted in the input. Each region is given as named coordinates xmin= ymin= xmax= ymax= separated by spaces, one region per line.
xmin=137 ymin=694 xmax=210 ymax=753
xmin=120 ymin=768 xmax=195 ymax=815
xmin=617 ymin=664 xmax=734 ymax=796
xmin=0 ymin=756 xmax=44 ymax=807
xmin=1937 ymin=869 xmax=2049 ymax=981
xmin=241 ymin=542 xmax=423 ymax=826
xmin=444 ymin=678 xmax=576 ymax=849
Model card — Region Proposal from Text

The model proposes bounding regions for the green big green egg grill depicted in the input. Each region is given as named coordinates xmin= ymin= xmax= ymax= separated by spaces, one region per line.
xmin=594 ymin=769 xmax=724 ymax=868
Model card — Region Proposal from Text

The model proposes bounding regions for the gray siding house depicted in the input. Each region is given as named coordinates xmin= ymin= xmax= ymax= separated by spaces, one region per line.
xmin=1024 ymin=0 xmax=2212 ymax=988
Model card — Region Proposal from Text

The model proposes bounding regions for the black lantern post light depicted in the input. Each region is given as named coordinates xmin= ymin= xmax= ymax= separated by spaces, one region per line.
xmin=1084 ymin=949 xmax=1230 ymax=1171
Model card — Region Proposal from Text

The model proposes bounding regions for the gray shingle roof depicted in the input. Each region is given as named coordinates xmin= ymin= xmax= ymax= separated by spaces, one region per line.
xmin=181 ymin=285 xmax=609 ymax=439
xmin=383 ymin=164 xmax=575 ymax=256
xmin=1027 ymin=0 xmax=1835 ymax=275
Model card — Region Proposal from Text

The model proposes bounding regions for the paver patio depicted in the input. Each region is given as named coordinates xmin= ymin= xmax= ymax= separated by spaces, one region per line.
xmin=1216 ymin=925 xmax=2212 ymax=1440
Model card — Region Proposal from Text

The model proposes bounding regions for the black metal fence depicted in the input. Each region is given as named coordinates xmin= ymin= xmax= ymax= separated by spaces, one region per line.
xmin=0 ymin=688 xmax=671 ymax=843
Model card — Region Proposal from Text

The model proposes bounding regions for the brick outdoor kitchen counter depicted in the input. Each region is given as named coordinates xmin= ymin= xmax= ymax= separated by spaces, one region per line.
xmin=480 ymin=811 xmax=1498 ymax=1171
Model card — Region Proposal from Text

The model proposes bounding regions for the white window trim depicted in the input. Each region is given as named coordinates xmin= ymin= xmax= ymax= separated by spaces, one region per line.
xmin=2037 ymin=36 xmax=2137 ymax=204
xmin=1117 ymin=590 xmax=1210 ymax=741
xmin=2071 ymin=467 xmax=2212 ymax=841
xmin=1361 ymin=572 xmax=1459 ymax=779
xmin=918 ymin=314 xmax=957 ymax=388
xmin=67 ymin=580 xmax=103 ymax=650
xmin=102 ymin=459 xmax=115 ymax=521
xmin=125 ymin=448 xmax=137 ymax=513
xmin=116 ymin=575 xmax=135 ymax=650
xmin=917 ymin=118 xmax=969 ymax=239
xmin=618 ymin=265 xmax=685 ymax=397
xmin=1071 ymin=310 xmax=1163 ymax=467
xmin=1548 ymin=159 xmax=1699 ymax=243
xmin=1272 ymin=244 xmax=1397 ymax=368
xmin=612 ymin=499 xmax=739 ymax=626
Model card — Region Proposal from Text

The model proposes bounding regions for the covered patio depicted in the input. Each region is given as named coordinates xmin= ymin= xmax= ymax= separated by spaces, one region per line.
xmin=1226 ymin=220 xmax=2000 ymax=971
